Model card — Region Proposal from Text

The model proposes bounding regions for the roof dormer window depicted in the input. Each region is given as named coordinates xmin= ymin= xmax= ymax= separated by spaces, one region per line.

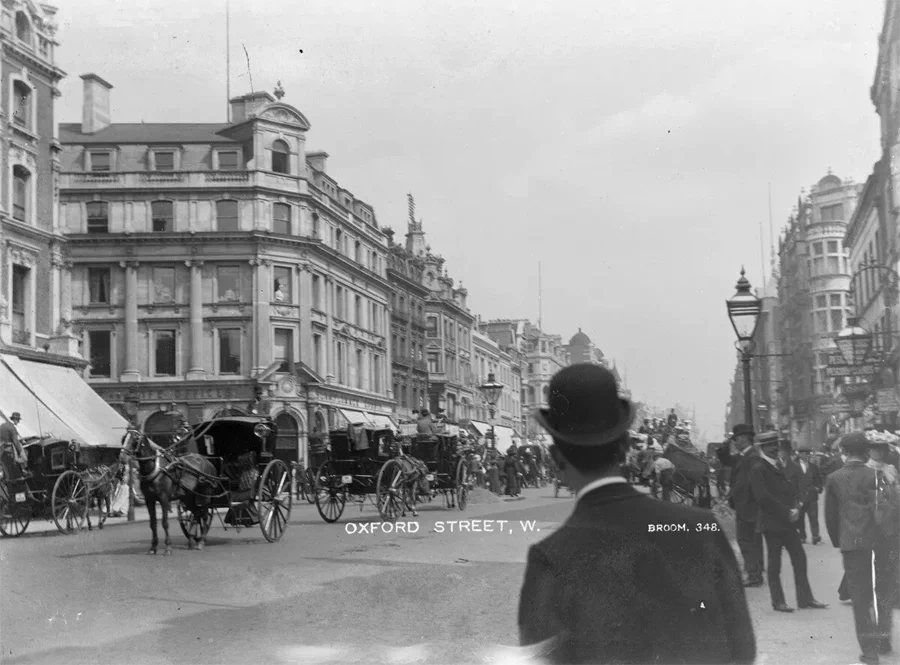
xmin=271 ymin=140 xmax=289 ymax=174
xmin=153 ymin=151 xmax=175 ymax=171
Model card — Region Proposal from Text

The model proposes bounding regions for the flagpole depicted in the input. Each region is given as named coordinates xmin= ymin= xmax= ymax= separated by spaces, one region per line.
xmin=226 ymin=0 xmax=231 ymax=122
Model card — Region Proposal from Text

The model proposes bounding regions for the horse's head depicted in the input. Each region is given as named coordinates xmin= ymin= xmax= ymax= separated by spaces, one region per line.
xmin=119 ymin=428 xmax=157 ymax=470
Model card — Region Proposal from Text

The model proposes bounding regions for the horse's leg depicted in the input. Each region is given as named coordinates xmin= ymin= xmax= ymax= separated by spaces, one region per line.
xmin=86 ymin=492 xmax=94 ymax=531
xmin=146 ymin=498 xmax=158 ymax=554
xmin=160 ymin=494 xmax=173 ymax=556
xmin=99 ymin=492 xmax=109 ymax=529
xmin=196 ymin=506 xmax=210 ymax=551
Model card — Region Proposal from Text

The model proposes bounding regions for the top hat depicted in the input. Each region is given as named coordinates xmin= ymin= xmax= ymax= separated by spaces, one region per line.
xmin=533 ymin=363 xmax=633 ymax=447
xmin=839 ymin=432 xmax=869 ymax=455
xmin=755 ymin=431 xmax=780 ymax=447
xmin=731 ymin=424 xmax=754 ymax=439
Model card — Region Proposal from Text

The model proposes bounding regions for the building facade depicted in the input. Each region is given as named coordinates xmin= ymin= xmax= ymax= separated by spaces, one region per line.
xmin=59 ymin=76 xmax=395 ymax=466
xmin=385 ymin=205 xmax=429 ymax=422
xmin=472 ymin=328 xmax=520 ymax=429
xmin=0 ymin=2 xmax=78 ymax=364
xmin=565 ymin=328 xmax=606 ymax=366
xmin=479 ymin=318 xmax=528 ymax=434
xmin=522 ymin=322 xmax=568 ymax=438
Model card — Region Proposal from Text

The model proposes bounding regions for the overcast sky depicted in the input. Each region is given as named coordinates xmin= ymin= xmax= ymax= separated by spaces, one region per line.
xmin=55 ymin=0 xmax=885 ymax=440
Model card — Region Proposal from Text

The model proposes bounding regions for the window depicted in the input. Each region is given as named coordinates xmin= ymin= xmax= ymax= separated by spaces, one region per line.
xmin=399 ymin=296 xmax=406 ymax=313
xmin=336 ymin=286 xmax=345 ymax=319
xmin=217 ymin=266 xmax=240 ymax=301
xmin=11 ymin=265 xmax=28 ymax=338
xmin=273 ymin=328 xmax=294 ymax=373
xmin=313 ymin=334 xmax=322 ymax=374
xmin=312 ymin=213 xmax=320 ymax=238
xmin=426 ymin=316 xmax=438 ymax=337
xmin=217 ymin=150 xmax=239 ymax=170
xmin=216 ymin=200 xmax=239 ymax=231
xmin=312 ymin=274 xmax=322 ymax=309
xmin=428 ymin=353 xmax=439 ymax=373
xmin=373 ymin=355 xmax=382 ymax=392
xmin=151 ymin=201 xmax=173 ymax=232
xmin=15 ymin=12 xmax=30 ymax=44
xmin=355 ymin=295 xmax=362 ymax=326
xmin=273 ymin=266 xmax=291 ymax=302
xmin=218 ymin=329 xmax=242 ymax=375
xmin=153 ymin=330 xmax=177 ymax=376
xmin=273 ymin=203 xmax=291 ymax=234
xmin=88 ymin=330 xmax=112 ymax=378
xmin=12 ymin=166 xmax=29 ymax=222
xmin=154 ymin=151 xmax=175 ymax=171
xmin=371 ymin=303 xmax=380 ymax=334
xmin=356 ymin=349 xmax=363 ymax=389
xmin=86 ymin=201 xmax=108 ymax=234
xmin=336 ymin=342 xmax=345 ymax=383
xmin=90 ymin=152 xmax=110 ymax=172
xmin=401 ymin=385 xmax=408 ymax=408
xmin=12 ymin=80 xmax=31 ymax=129
xmin=355 ymin=241 xmax=361 ymax=263
xmin=335 ymin=229 xmax=343 ymax=254
xmin=813 ymin=292 xmax=846 ymax=334
xmin=153 ymin=267 xmax=176 ymax=303
xmin=820 ymin=204 xmax=843 ymax=222
xmin=271 ymin=140 xmax=289 ymax=173
xmin=88 ymin=268 xmax=110 ymax=304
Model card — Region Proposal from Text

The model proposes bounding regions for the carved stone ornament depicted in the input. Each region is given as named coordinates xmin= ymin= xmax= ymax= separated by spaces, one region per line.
xmin=274 ymin=306 xmax=291 ymax=317
xmin=9 ymin=246 xmax=37 ymax=267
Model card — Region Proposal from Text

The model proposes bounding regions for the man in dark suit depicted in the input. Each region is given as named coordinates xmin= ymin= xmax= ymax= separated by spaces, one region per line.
xmin=749 ymin=431 xmax=828 ymax=613
xmin=518 ymin=364 xmax=755 ymax=664
xmin=726 ymin=423 xmax=765 ymax=586
xmin=794 ymin=444 xmax=823 ymax=544
xmin=825 ymin=432 xmax=889 ymax=664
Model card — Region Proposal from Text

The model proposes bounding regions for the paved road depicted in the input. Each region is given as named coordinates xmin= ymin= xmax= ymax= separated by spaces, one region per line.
xmin=1 ymin=486 xmax=897 ymax=665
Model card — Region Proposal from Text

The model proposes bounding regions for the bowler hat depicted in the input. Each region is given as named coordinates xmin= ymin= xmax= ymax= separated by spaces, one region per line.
xmin=755 ymin=431 xmax=780 ymax=447
xmin=839 ymin=432 xmax=869 ymax=455
xmin=533 ymin=363 xmax=633 ymax=447
xmin=10 ymin=412 xmax=21 ymax=419
xmin=732 ymin=424 xmax=754 ymax=439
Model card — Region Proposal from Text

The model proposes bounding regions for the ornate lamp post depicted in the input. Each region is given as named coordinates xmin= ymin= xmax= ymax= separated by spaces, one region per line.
xmin=726 ymin=268 xmax=763 ymax=427
xmin=478 ymin=372 xmax=504 ymax=451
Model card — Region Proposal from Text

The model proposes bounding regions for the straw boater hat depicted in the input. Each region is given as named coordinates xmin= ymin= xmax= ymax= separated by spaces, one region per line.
xmin=533 ymin=364 xmax=633 ymax=447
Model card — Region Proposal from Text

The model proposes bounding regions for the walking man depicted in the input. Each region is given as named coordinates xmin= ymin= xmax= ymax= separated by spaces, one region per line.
xmin=0 ymin=412 xmax=28 ymax=480
xmin=749 ymin=431 xmax=828 ymax=613
xmin=795 ymin=444 xmax=823 ymax=544
xmin=727 ymin=424 xmax=765 ymax=587
xmin=518 ymin=364 xmax=755 ymax=663
xmin=825 ymin=432 xmax=894 ymax=664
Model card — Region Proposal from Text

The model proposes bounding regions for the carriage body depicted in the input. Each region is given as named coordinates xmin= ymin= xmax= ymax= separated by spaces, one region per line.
xmin=407 ymin=432 xmax=470 ymax=508
xmin=663 ymin=443 xmax=713 ymax=507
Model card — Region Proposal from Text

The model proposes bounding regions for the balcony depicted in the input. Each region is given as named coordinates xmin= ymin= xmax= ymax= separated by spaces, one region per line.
xmin=392 ymin=309 xmax=410 ymax=323
xmin=60 ymin=170 xmax=303 ymax=194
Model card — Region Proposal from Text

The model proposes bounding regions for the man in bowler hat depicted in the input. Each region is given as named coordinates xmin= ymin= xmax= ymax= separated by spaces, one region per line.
xmin=726 ymin=423 xmax=765 ymax=586
xmin=518 ymin=364 xmax=755 ymax=664
xmin=794 ymin=444 xmax=823 ymax=544
xmin=749 ymin=431 xmax=828 ymax=613
xmin=825 ymin=432 xmax=894 ymax=663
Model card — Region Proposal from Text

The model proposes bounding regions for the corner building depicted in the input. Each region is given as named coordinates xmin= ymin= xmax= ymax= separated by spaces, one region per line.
xmin=59 ymin=76 xmax=395 ymax=467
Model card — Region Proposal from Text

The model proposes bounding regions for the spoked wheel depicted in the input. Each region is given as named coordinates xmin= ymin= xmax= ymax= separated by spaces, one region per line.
xmin=314 ymin=461 xmax=346 ymax=523
xmin=0 ymin=479 xmax=32 ymax=537
xmin=52 ymin=470 xmax=88 ymax=534
xmin=177 ymin=501 xmax=212 ymax=541
xmin=376 ymin=459 xmax=406 ymax=523
xmin=455 ymin=459 xmax=469 ymax=511
xmin=304 ymin=468 xmax=316 ymax=504
xmin=258 ymin=459 xmax=292 ymax=543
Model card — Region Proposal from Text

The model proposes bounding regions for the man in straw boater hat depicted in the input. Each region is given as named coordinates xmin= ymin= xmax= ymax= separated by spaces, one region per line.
xmin=517 ymin=364 xmax=755 ymax=664
xmin=748 ymin=430 xmax=828 ymax=614
xmin=825 ymin=432 xmax=896 ymax=664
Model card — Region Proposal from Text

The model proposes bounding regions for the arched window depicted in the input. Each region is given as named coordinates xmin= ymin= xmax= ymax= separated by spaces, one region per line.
xmin=143 ymin=411 xmax=184 ymax=447
xmin=274 ymin=413 xmax=299 ymax=453
xmin=12 ymin=165 xmax=29 ymax=222
xmin=216 ymin=200 xmax=239 ymax=231
xmin=15 ymin=12 xmax=31 ymax=44
xmin=273 ymin=202 xmax=291 ymax=234
xmin=12 ymin=80 xmax=31 ymax=130
xmin=151 ymin=201 xmax=173 ymax=232
xmin=313 ymin=411 xmax=326 ymax=434
xmin=271 ymin=140 xmax=289 ymax=174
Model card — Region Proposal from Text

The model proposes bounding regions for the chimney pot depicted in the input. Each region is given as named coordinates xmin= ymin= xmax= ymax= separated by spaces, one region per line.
xmin=80 ymin=73 xmax=113 ymax=134
xmin=229 ymin=91 xmax=274 ymax=124
xmin=307 ymin=151 xmax=328 ymax=174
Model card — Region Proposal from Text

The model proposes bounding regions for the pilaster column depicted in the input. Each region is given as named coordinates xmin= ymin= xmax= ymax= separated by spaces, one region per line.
xmin=186 ymin=260 xmax=206 ymax=380
xmin=251 ymin=257 xmax=272 ymax=376
xmin=299 ymin=265 xmax=313 ymax=367
xmin=361 ymin=347 xmax=370 ymax=392
xmin=324 ymin=277 xmax=335 ymax=383
xmin=119 ymin=260 xmax=141 ymax=381
xmin=384 ymin=306 xmax=393 ymax=398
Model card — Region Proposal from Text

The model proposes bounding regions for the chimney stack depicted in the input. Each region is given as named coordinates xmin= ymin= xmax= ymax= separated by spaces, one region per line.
xmin=80 ymin=73 xmax=113 ymax=134
xmin=229 ymin=91 xmax=274 ymax=124
xmin=307 ymin=151 xmax=328 ymax=174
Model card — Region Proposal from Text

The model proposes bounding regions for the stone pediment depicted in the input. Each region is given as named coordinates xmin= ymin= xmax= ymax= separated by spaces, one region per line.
xmin=258 ymin=104 xmax=311 ymax=131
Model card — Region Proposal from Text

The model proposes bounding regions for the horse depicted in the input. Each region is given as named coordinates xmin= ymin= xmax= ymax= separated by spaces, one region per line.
xmin=119 ymin=428 xmax=218 ymax=555
xmin=391 ymin=452 xmax=431 ymax=517
xmin=82 ymin=463 xmax=125 ymax=531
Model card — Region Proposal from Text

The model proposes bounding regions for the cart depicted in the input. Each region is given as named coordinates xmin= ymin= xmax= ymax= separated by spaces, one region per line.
xmin=0 ymin=438 xmax=122 ymax=537
xmin=662 ymin=442 xmax=712 ymax=507
xmin=407 ymin=432 xmax=470 ymax=510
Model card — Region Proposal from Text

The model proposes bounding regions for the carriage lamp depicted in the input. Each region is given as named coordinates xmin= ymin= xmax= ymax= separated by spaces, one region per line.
xmin=254 ymin=423 xmax=272 ymax=440
xmin=835 ymin=316 xmax=872 ymax=366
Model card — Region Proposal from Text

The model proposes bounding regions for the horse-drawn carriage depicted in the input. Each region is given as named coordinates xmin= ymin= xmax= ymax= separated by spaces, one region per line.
xmin=313 ymin=424 xmax=414 ymax=523
xmin=406 ymin=432 xmax=470 ymax=510
xmin=120 ymin=415 xmax=292 ymax=553
xmin=0 ymin=439 xmax=122 ymax=537
xmin=657 ymin=441 xmax=713 ymax=507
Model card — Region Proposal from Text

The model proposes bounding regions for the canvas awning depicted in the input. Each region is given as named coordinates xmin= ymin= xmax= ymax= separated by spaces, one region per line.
xmin=338 ymin=409 xmax=371 ymax=426
xmin=468 ymin=421 xmax=490 ymax=436
xmin=493 ymin=426 xmax=515 ymax=451
xmin=0 ymin=354 xmax=128 ymax=447
xmin=0 ymin=360 xmax=79 ymax=441
xmin=367 ymin=413 xmax=397 ymax=430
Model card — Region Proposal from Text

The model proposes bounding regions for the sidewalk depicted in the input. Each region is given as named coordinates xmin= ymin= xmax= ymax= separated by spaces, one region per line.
xmin=17 ymin=505 xmax=152 ymax=537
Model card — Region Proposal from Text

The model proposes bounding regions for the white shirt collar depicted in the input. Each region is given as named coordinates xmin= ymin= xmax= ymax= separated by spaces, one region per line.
xmin=575 ymin=476 xmax=629 ymax=501
xmin=760 ymin=452 xmax=779 ymax=467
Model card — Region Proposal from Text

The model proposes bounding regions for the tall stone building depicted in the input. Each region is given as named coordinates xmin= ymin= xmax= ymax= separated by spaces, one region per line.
xmin=565 ymin=327 xmax=605 ymax=365
xmin=471 ymin=328 xmax=520 ymax=444
xmin=775 ymin=173 xmax=861 ymax=448
xmin=479 ymin=318 xmax=528 ymax=434
xmin=59 ymin=76 xmax=395 ymax=467
xmin=385 ymin=197 xmax=429 ymax=422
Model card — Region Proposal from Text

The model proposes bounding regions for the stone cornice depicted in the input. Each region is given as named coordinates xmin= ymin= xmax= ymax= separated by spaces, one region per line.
xmin=1 ymin=215 xmax=66 ymax=244
xmin=2 ymin=40 xmax=65 ymax=82
xmin=0 ymin=344 xmax=87 ymax=369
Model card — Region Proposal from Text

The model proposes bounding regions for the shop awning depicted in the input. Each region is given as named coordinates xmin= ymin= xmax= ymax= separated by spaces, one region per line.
xmin=2 ymin=356 xmax=129 ymax=448
xmin=0 ymin=354 xmax=129 ymax=446
xmin=493 ymin=425 xmax=515 ymax=451
xmin=367 ymin=413 xmax=397 ymax=430
xmin=338 ymin=409 xmax=371 ymax=426
xmin=468 ymin=421 xmax=490 ymax=436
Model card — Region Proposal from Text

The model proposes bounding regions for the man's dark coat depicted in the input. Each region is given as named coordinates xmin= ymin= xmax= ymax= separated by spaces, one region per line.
xmin=728 ymin=449 xmax=762 ymax=522
xmin=518 ymin=483 xmax=756 ymax=664
xmin=748 ymin=457 xmax=799 ymax=532
xmin=824 ymin=461 xmax=880 ymax=551
xmin=795 ymin=459 xmax=823 ymax=505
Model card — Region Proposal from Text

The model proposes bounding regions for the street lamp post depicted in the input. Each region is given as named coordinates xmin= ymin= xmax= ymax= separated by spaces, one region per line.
xmin=726 ymin=268 xmax=763 ymax=427
xmin=478 ymin=372 xmax=504 ymax=451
